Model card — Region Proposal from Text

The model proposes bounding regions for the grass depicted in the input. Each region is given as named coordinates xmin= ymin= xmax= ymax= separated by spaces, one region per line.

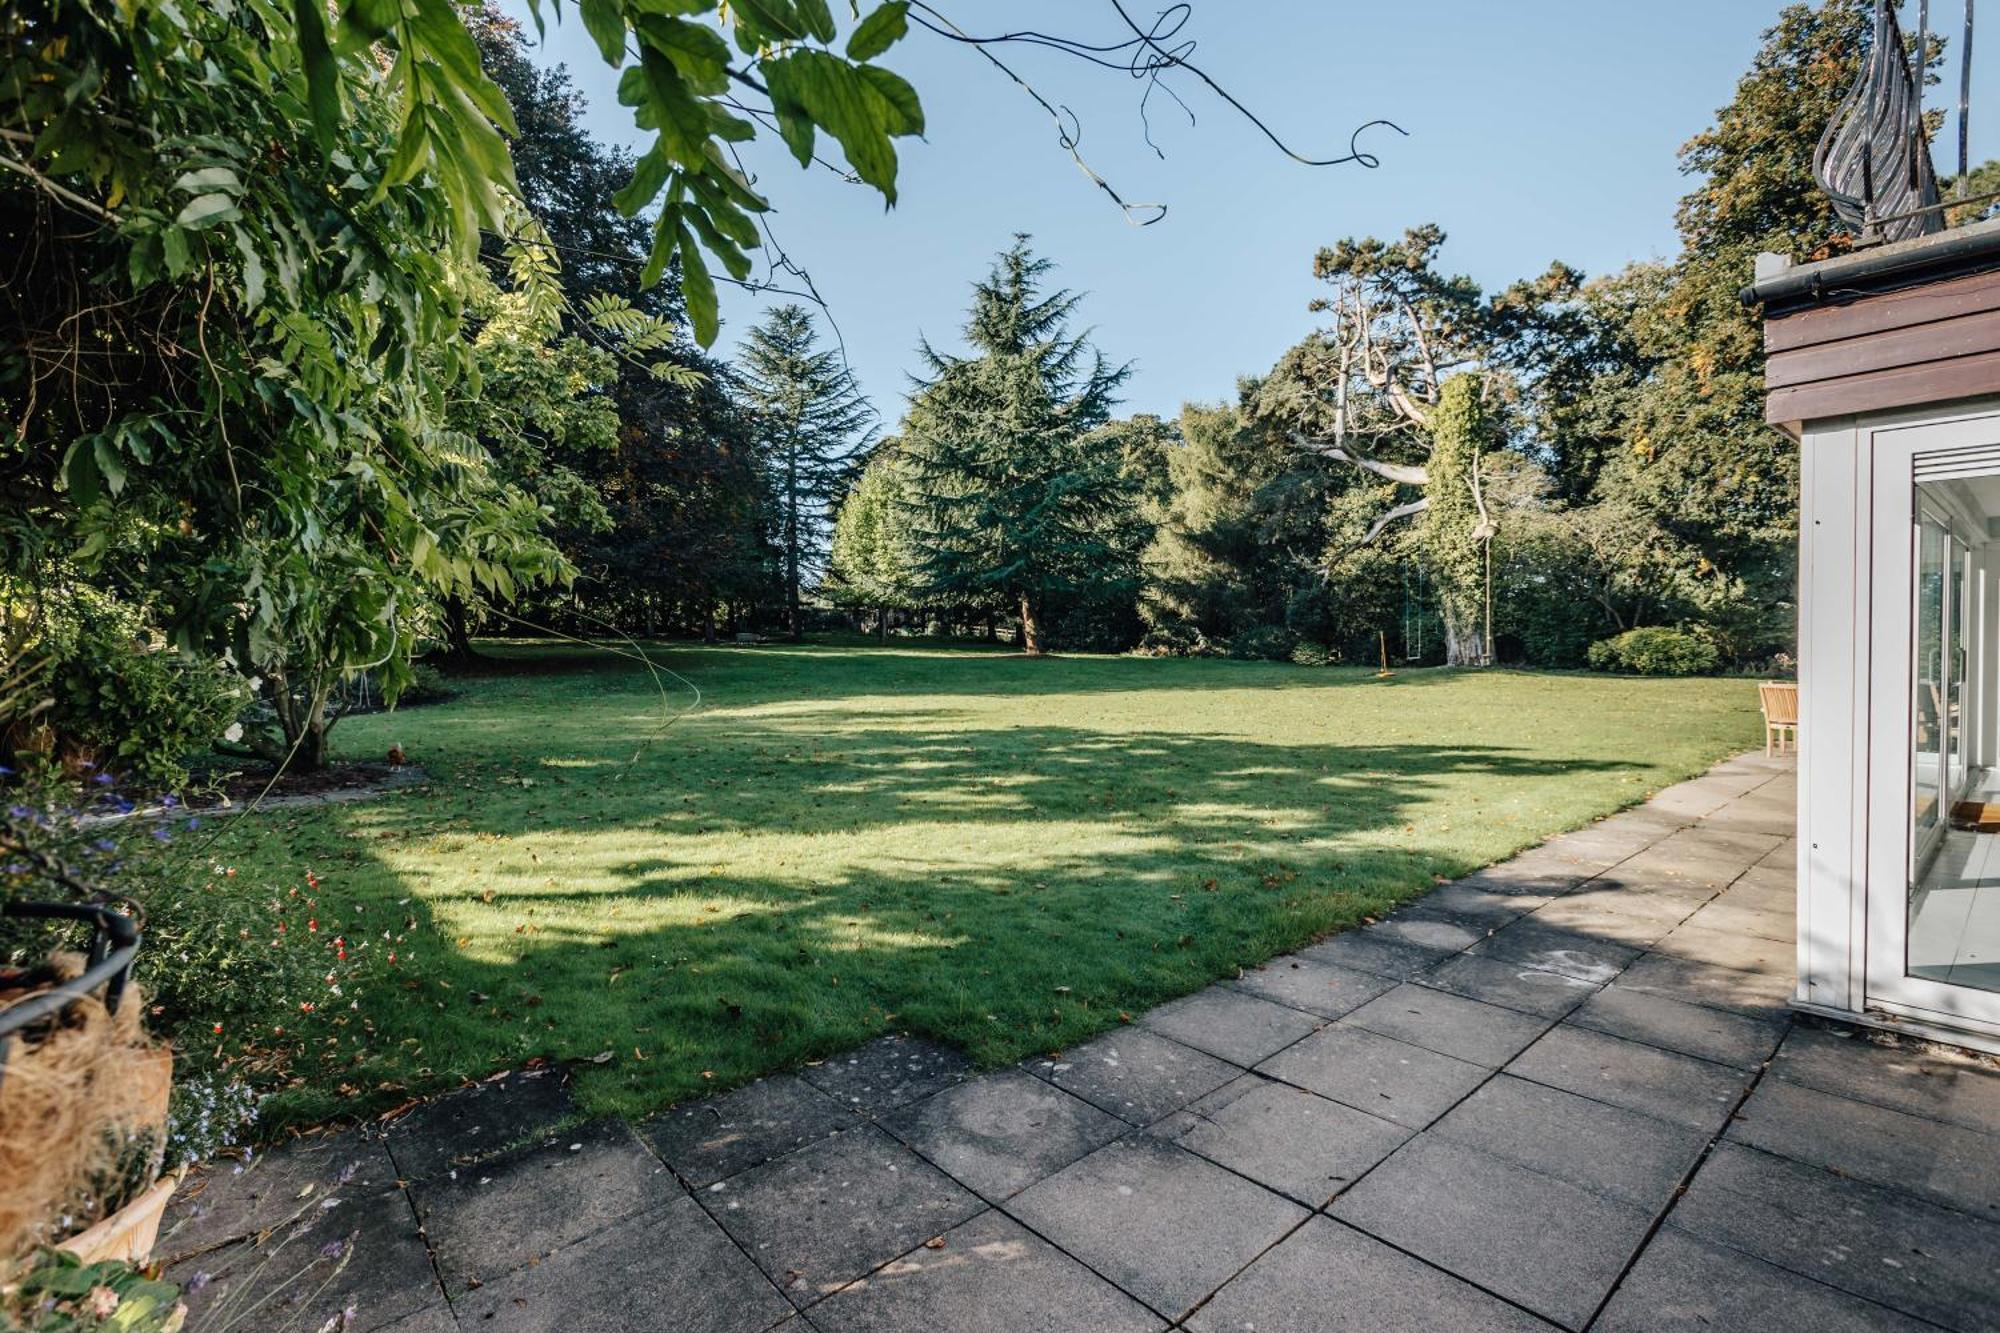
xmin=205 ymin=640 xmax=1760 ymax=1124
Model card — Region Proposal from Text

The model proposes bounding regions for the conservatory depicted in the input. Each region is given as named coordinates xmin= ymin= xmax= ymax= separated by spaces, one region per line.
xmin=1753 ymin=218 xmax=2000 ymax=1054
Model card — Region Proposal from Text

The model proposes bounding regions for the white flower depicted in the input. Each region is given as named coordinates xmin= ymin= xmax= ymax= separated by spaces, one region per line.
xmin=223 ymin=722 xmax=244 ymax=743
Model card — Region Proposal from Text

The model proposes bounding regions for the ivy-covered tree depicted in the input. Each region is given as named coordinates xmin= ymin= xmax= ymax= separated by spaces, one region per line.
xmin=898 ymin=238 xmax=1131 ymax=655
xmin=739 ymin=305 xmax=875 ymax=638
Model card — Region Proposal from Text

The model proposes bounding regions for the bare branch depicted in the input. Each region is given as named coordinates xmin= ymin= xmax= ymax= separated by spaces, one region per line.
xmin=1290 ymin=433 xmax=1430 ymax=485
xmin=1323 ymin=496 xmax=1430 ymax=572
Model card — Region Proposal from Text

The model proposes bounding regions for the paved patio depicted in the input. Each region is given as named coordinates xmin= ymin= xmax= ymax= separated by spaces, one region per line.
xmin=157 ymin=752 xmax=2000 ymax=1332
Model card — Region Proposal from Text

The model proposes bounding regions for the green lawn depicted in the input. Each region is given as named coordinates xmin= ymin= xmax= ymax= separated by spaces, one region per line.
xmin=210 ymin=642 xmax=1760 ymax=1124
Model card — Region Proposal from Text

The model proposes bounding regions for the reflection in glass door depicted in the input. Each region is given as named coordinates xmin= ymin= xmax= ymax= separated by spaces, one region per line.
xmin=1913 ymin=512 xmax=1947 ymax=873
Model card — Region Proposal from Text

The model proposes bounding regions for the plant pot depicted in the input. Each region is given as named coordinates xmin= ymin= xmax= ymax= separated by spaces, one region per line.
xmin=58 ymin=1168 xmax=183 ymax=1267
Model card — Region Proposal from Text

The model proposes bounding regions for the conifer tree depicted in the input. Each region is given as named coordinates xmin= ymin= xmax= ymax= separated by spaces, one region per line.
xmin=899 ymin=237 xmax=1131 ymax=654
xmin=739 ymin=305 xmax=876 ymax=639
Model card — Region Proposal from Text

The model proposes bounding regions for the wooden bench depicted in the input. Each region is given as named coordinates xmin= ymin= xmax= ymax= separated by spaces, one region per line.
xmin=1760 ymin=681 xmax=1799 ymax=756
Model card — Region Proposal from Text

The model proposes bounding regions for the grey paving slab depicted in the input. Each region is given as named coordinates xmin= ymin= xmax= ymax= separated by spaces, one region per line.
xmin=1183 ymin=1216 xmax=1554 ymax=1333
xmin=1468 ymin=919 xmax=1640 ymax=983
xmin=1295 ymin=930 xmax=1446 ymax=981
xmin=805 ymin=1209 xmax=1162 ymax=1333
xmin=1523 ymin=892 xmax=1691 ymax=949
xmin=1650 ymin=921 xmax=1794 ymax=975
xmin=1398 ymin=881 xmax=1546 ymax=927
xmin=1006 ymin=1134 xmax=1308 ymax=1320
xmin=450 ymin=1194 xmax=792 ymax=1333
xmin=1596 ymin=1227 xmax=1933 ymax=1333
xmin=879 ymin=1067 xmax=1125 ymax=1201
xmin=1770 ymin=1023 xmax=2000 ymax=1134
xmin=1149 ymin=1074 xmax=1411 ymax=1206
xmin=1025 ymin=1026 xmax=1240 ymax=1126
xmin=1429 ymin=1074 xmax=1707 ymax=1208
xmin=1341 ymin=982 xmax=1551 ymax=1067
xmin=376 ymin=1308 xmax=460 ymax=1333
xmin=703 ymin=1122 xmax=984 ymax=1309
xmin=1227 ymin=954 xmax=1398 ymax=1019
xmin=1671 ymin=1142 xmax=2000 ymax=1331
xmin=168 ymin=1185 xmax=439 ymax=1333
xmin=1682 ymin=895 xmax=1794 ymax=943
xmin=1138 ymin=983 xmax=1323 ymax=1065
xmin=1566 ymin=984 xmax=1786 ymax=1068
xmin=1420 ymin=952 xmax=1603 ymax=1019
xmin=1367 ymin=914 xmax=1491 ymax=954
xmin=379 ymin=1067 xmax=574 ymax=1183
xmin=159 ymin=1128 xmax=400 ymax=1262
xmin=410 ymin=1118 xmax=681 ymax=1292
xmin=799 ymin=1034 xmax=975 ymax=1116
xmin=1506 ymin=1024 xmax=1749 ymax=1133
xmin=1257 ymin=1023 xmax=1490 ymax=1129
xmin=1726 ymin=1076 xmax=2000 ymax=1218
xmin=1329 ymin=1134 xmax=1654 ymax=1330
xmin=639 ymin=1073 xmax=860 ymax=1188
xmin=1611 ymin=950 xmax=1792 ymax=1017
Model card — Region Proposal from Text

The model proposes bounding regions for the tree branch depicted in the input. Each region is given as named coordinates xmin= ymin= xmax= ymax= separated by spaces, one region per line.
xmin=1290 ymin=433 xmax=1430 ymax=485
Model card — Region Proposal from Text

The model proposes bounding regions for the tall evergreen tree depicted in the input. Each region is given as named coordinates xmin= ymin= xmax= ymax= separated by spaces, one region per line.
xmin=899 ymin=238 xmax=1131 ymax=654
xmin=472 ymin=8 xmax=775 ymax=638
xmin=739 ymin=305 xmax=876 ymax=639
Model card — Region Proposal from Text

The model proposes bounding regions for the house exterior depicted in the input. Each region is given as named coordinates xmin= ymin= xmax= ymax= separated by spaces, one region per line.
xmin=1750 ymin=219 xmax=2000 ymax=1054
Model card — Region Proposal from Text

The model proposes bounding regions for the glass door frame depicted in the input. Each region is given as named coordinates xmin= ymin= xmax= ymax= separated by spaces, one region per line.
xmin=1864 ymin=419 xmax=2000 ymax=1034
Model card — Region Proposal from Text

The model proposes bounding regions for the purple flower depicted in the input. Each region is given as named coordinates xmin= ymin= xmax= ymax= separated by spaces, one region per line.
xmin=91 ymin=771 xmax=115 ymax=786
xmin=151 ymin=826 xmax=172 ymax=842
xmin=317 ymin=1239 xmax=347 ymax=1260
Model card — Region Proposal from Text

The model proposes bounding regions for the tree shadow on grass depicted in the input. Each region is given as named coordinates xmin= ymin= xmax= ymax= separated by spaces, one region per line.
xmin=232 ymin=717 xmax=1661 ymax=1126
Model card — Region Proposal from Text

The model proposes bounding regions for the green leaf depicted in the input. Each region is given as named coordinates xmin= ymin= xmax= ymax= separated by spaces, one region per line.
xmin=676 ymin=218 xmax=719 ymax=345
xmin=765 ymin=51 xmax=899 ymax=198
xmin=94 ymin=439 xmax=128 ymax=496
xmin=409 ymin=0 xmax=521 ymax=135
xmin=613 ymin=145 xmax=673 ymax=216
xmin=294 ymin=0 xmax=340 ymax=148
xmin=731 ymin=0 xmax=806 ymax=43
xmin=794 ymin=0 xmax=837 ymax=43
xmin=580 ymin=0 xmax=629 ymax=65
xmin=635 ymin=15 xmax=732 ymax=94
xmin=639 ymin=48 xmax=710 ymax=166
xmin=176 ymin=193 xmax=241 ymax=227
xmin=341 ymin=0 xmax=403 ymax=41
xmin=174 ymin=165 xmax=243 ymax=193
xmin=856 ymin=63 xmax=922 ymax=136
xmin=846 ymin=1 xmax=907 ymax=61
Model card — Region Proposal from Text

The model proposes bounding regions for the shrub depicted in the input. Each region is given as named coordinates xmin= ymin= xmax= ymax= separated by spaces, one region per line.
xmin=1134 ymin=625 xmax=1225 ymax=658
xmin=1290 ymin=641 xmax=1336 ymax=668
xmin=1042 ymin=599 xmax=1143 ymax=654
xmin=1586 ymin=627 xmax=1720 ymax=676
xmin=1228 ymin=624 xmax=1298 ymax=662
xmin=36 ymin=591 xmax=244 ymax=789
xmin=3 ymin=1250 xmax=185 ymax=1331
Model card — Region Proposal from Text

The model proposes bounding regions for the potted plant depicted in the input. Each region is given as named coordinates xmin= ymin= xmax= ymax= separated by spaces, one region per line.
xmin=1 ymin=820 xmax=176 ymax=1272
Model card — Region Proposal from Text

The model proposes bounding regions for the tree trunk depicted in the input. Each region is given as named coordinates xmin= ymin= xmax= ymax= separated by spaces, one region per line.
xmin=878 ymin=606 xmax=889 ymax=642
xmin=1019 ymin=594 xmax=1044 ymax=656
xmin=1438 ymin=592 xmax=1488 ymax=667
xmin=439 ymin=594 xmax=478 ymax=664
xmin=985 ymin=614 xmax=997 ymax=642
xmin=784 ymin=452 xmax=803 ymax=641
xmin=704 ymin=605 xmax=718 ymax=644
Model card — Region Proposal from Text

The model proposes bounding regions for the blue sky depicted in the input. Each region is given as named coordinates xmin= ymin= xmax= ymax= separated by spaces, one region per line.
xmin=499 ymin=1 xmax=1996 ymax=425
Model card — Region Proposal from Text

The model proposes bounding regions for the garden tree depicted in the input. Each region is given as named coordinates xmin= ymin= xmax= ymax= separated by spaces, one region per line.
xmin=738 ymin=305 xmax=876 ymax=638
xmin=826 ymin=446 xmax=921 ymax=637
xmin=1282 ymin=226 xmax=1504 ymax=665
xmin=1138 ymin=402 xmax=1295 ymax=646
xmin=1560 ymin=0 xmax=1874 ymax=659
xmin=898 ymin=238 xmax=1131 ymax=655
xmin=474 ymin=10 xmax=777 ymax=639
xmin=0 ymin=0 xmax=593 ymax=770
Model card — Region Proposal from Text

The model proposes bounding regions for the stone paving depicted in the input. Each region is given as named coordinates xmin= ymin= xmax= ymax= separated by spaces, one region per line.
xmin=155 ymin=752 xmax=2000 ymax=1332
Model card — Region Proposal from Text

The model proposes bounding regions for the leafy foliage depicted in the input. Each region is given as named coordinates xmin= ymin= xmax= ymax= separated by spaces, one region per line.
xmin=739 ymin=305 xmax=875 ymax=637
xmin=898 ymin=238 xmax=1134 ymax=653
xmin=1587 ymin=627 xmax=1721 ymax=677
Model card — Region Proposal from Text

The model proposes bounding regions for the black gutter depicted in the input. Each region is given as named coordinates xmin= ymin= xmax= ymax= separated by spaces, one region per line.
xmin=1740 ymin=219 xmax=2000 ymax=314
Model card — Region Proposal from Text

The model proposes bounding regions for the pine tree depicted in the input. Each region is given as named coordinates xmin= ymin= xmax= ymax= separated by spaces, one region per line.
xmin=899 ymin=237 xmax=1131 ymax=654
xmin=739 ymin=305 xmax=876 ymax=639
